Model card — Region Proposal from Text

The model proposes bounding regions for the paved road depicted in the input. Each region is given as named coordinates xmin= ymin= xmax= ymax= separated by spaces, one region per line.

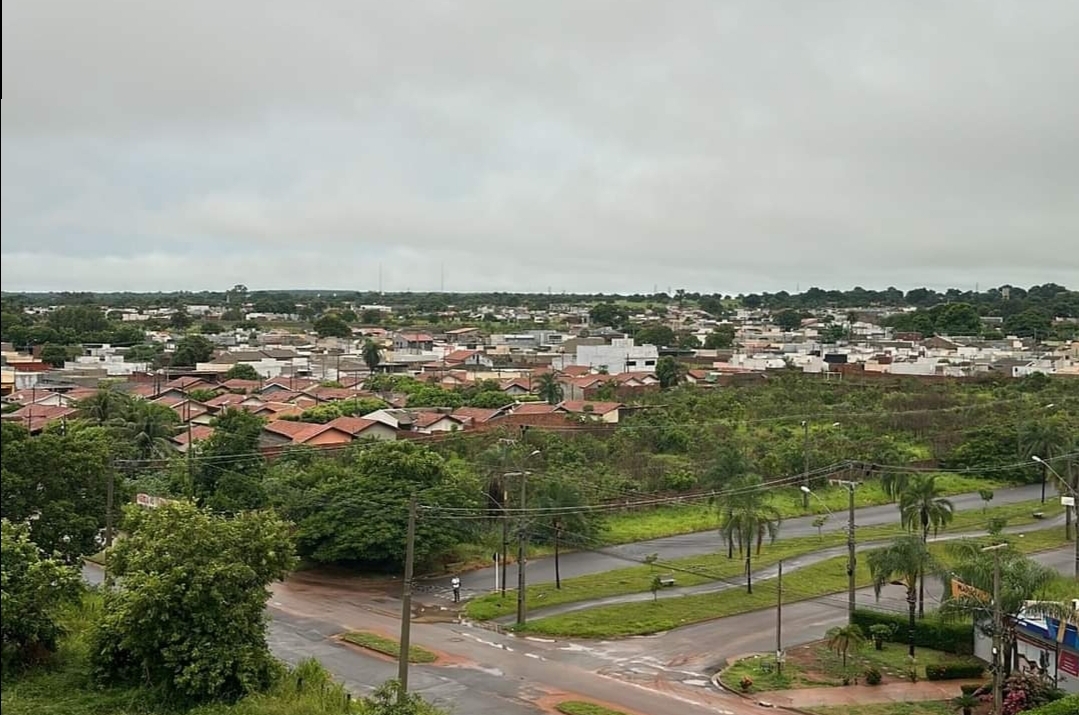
xmin=489 ymin=517 xmax=1069 ymax=623
xmin=423 ymin=483 xmax=1051 ymax=599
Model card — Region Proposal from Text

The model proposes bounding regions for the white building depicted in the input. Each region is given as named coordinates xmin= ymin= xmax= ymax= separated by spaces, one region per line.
xmin=559 ymin=338 xmax=659 ymax=373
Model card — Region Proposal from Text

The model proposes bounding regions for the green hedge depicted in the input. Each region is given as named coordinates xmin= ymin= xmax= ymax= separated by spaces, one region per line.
xmin=1020 ymin=694 xmax=1079 ymax=715
xmin=851 ymin=609 xmax=974 ymax=654
xmin=925 ymin=663 xmax=984 ymax=681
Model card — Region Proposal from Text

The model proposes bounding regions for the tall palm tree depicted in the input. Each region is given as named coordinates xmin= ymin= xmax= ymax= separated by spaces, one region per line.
xmin=825 ymin=624 xmax=866 ymax=670
xmin=78 ymin=384 xmax=131 ymax=425
xmin=716 ymin=472 xmax=758 ymax=560
xmin=535 ymin=372 xmax=564 ymax=405
xmin=867 ymin=535 xmax=940 ymax=657
xmin=939 ymin=540 xmax=1072 ymax=676
xmin=124 ymin=400 xmax=180 ymax=460
xmin=880 ymin=471 xmax=911 ymax=503
xmin=719 ymin=477 xmax=781 ymax=593
xmin=1020 ymin=418 xmax=1069 ymax=503
xmin=899 ymin=475 xmax=955 ymax=616
xmin=362 ymin=339 xmax=382 ymax=373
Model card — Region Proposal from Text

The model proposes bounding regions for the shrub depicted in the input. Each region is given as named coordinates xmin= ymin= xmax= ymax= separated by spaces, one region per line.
xmin=1019 ymin=694 xmax=1079 ymax=715
xmin=739 ymin=676 xmax=753 ymax=692
xmin=851 ymin=609 xmax=973 ymax=654
xmin=864 ymin=666 xmax=882 ymax=685
xmin=925 ymin=663 xmax=984 ymax=681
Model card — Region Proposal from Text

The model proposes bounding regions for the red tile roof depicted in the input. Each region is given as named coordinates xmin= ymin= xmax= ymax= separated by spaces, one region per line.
xmin=560 ymin=400 xmax=622 ymax=415
xmin=325 ymin=416 xmax=381 ymax=435
xmin=444 ymin=349 xmax=479 ymax=363
xmin=451 ymin=407 xmax=505 ymax=424
xmin=512 ymin=402 xmax=562 ymax=415
xmin=172 ymin=425 xmax=215 ymax=445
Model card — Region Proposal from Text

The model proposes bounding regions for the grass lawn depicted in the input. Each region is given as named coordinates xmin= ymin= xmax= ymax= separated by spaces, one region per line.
xmin=805 ymin=704 xmax=954 ymax=715
xmin=340 ymin=631 xmax=437 ymax=663
xmin=556 ymin=702 xmax=631 ymax=715
xmin=719 ymin=640 xmax=983 ymax=693
xmin=463 ymin=499 xmax=1065 ymax=621
xmin=602 ymin=474 xmax=1004 ymax=544
xmin=516 ymin=530 xmax=1070 ymax=638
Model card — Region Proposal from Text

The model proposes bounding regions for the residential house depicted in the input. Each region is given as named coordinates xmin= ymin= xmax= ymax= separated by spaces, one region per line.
xmin=393 ymin=332 xmax=435 ymax=353
xmin=171 ymin=425 xmax=215 ymax=453
xmin=560 ymin=400 xmax=623 ymax=424
xmin=442 ymin=349 xmax=494 ymax=369
xmin=259 ymin=420 xmax=356 ymax=448
xmin=412 ymin=411 xmax=466 ymax=433
xmin=361 ymin=408 xmax=463 ymax=434
xmin=499 ymin=377 xmax=532 ymax=396
xmin=451 ymin=406 xmax=510 ymax=427
xmin=324 ymin=416 xmax=397 ymax=442
xmin=2 ymin=404 xmax=78 ymax=433
xmin=443 ymin=327 xmax=483 ymax=345
xmin=562 ymin=338 xmax=659 ymax=373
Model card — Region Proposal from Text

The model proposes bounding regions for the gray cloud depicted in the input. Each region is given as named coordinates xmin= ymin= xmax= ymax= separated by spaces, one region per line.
xmin=3 ymin=1 xmax=1078 ymax=294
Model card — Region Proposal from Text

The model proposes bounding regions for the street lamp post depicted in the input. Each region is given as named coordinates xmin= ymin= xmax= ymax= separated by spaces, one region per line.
xmin=1032 ymin=455 xmax=1078 ymax=578
xmin=802 ymin=480 xmax=859 ymax=621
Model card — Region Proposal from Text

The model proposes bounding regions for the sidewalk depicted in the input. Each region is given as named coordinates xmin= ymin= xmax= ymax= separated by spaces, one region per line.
xmin=761 ymin=679 xmax=982 ymax=709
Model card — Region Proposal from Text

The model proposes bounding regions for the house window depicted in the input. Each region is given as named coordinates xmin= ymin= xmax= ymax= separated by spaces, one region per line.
xmin=645 ymin=360 xmax=656 ymax=367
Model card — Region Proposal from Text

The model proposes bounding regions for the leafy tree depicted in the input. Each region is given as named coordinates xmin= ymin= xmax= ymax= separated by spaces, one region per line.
xmin=200 ymin=320 xmax=223 ymax=335
xmin=0 ymin=426 xmax=117 ymax=560
xmin=825 ymin=624 xmax=866 ymax=669
xmin=89 ymin=502 xmax=295 ymax=703
xmin=635 ymin=324 xmax=676 ymax=348
xmin=867 ymin=535 xmax=941 ymax=657
xmin=224 ymin=363 xmax=261 ymax=381
xmin=405 ymin=385 xmax=464 ymax=408
xmin=360 ymin=309 xmax=382 ymax=325
xmin=1 ymin=519 xmax=82 ymax=668
xmin=169 ymin=311 xmax=193 ymax=330
xmin=704 ymin=324 xmax=736 ymax=349
xmin=313 ymin=313 xmax=352 ymax=339
xmin=678 ymin=333 xmax=701 ymax=349
xmin=979 ymin=488 xmax=994 ymax=512
xmin=194 ymin=408 xmax=267 ymax=510
xmin=39 ymin=343 xmax=76 ymax=367
xmin=467 ymin=390 xmax=515 ymax=409
xmin=268 ymin=441 xmax=480 ymax=570
xmin=935 ymin=303 xmax=981 ymax=335
xmin=46 ymin=305 xmax=110 ymax=339
xmin=654 ymin=356 xmax=685 ymax=389
xmin=819 ymin=324 xmax=849 ymax=343
xmin=171 ymin=335 xmax=215 ymax=367
xmin=124 ymin=342 xmax=164 ymax=365
xmin=536 ymin=372 xmax=564 ymax=405
xmin=773 ymin=310 xmax=803 ymax=331
xmin=588 ymin=302 xmax=628 ymax=328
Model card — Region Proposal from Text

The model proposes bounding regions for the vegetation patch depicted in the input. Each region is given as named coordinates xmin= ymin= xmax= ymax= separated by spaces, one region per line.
xmin=556 ymin=701 xmax=632 ymax=715
xmin=517 ymin=530 xmax=1069 ymax=638
xmin=804 ymin=704 xmax=954 ymax=715
xmin=341 ymin=631 xmax=438 ymax=664
xmin=720 ymin=640 xmax=983 ymax=694
xmin=465 ymin=499 xmax=1064 ymax=621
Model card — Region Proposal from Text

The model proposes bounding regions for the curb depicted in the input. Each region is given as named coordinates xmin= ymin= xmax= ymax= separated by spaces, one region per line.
xmin=709 ymin=665 xmax=813 ymax=715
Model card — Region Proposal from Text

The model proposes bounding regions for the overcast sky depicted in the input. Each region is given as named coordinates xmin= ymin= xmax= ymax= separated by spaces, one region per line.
xmin=3 ymin=2 xmax=1077 ymax=295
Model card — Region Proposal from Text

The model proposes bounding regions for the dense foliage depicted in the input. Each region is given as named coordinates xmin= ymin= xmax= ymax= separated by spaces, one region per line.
xmin=90 ymin=502 xmax=296 ymax=704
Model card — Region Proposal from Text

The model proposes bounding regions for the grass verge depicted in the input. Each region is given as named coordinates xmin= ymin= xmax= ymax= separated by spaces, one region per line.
xmin=556 ymin=702 xmax=631 ymax=715
xmin=340 ymin=631 xmax=437 ymax=664
xmin=719 ymin=641 xmax=983 ymax=693
xmin=516 ymin=530 xmax=1070 ymax=638
xmin=805 ymin=704 xmax=954 ymax=715
xmin=463 ymin=499 xmax=1064 ymax=621
xmin=602 ymin=474 xmax=1004 ymax=544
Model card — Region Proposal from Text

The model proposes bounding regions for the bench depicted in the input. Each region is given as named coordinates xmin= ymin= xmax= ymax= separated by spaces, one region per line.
xmin=659 ymin=577 xmax=676 ymax=588
xmin=1032 ymin=512 xmax=1046 ymax=520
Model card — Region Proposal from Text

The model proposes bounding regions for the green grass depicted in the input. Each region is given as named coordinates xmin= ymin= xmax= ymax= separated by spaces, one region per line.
xmin=463 ymin=499 xmax=1065 ymax=621
xmin=602 ymin=474 xmax=1004 ymax=544
xmin=517 ymin=530 xmax=1071 ymax=638
xmin=720 ymin=642 xmax=983 ymax=693
xmin=556 ymin=702 xmax=631 ymax=715
xmin=805 ymin=704 xmax=953 ymax=715
xmin=340 ymin=631 xmax=437 ymax=663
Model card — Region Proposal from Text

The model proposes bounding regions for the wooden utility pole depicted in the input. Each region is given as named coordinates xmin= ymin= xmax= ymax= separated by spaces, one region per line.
xmin=398 ymin=497 xmax=417 ymax=702
xmin=516 ymin=472 xmax=528 ymax=626
xmin=846 ymin=482 xmax=857 ymax=620
xmin=775 ymin=560 xmax=783 ymax=675
xmin=984 ymin=543 xmax=1006 ymax=715
xmin=801 ymin=421 xmax=810 ymax=508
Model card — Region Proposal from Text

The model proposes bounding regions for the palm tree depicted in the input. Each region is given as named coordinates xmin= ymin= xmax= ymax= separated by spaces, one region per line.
xmin=719 ymin=477 xmax=781 ymax=593
xmin=867 ymin=535 xmax=940 ymax=657
xmin=1020 ymin=418 xmax=1069 ymax=504
xmin=532 ymin=478 xmax=593 ymax=590
xmin=952 ymin=692 xmax=978 ymax=715
xmin=535 ymin=372 xmax=564 ymax=405
xmin=124 ymin=400 xmax=180 ymax=460
xmin=825 ymin=624 xmax=866 ymax=670
xmin=939 ymin=540 xmax=1072 ymax=676
xmin=715 ymin=472 xmax=759 ymax=560
xmin=899 ymin=475 xmax=955 ymax=617
xmin=880 ymin=471 xmax=910 ymax=503
xmin=78 ymin=384 xmax=131 ymax=425
xmin=362 ymin=339 xmax=382 ymax=373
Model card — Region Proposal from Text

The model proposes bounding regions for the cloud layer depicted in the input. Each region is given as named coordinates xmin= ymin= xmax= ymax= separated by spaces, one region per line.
xmin=3 ymin=1 xmax=1077 ymax=294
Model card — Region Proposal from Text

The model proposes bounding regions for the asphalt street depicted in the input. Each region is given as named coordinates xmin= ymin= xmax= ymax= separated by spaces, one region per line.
xmin=424 ymin=483 xmax=1052 ymax=598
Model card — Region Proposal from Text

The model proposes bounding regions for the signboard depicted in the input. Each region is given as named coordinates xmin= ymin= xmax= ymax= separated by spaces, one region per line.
xmin=1061 ymin=496 xmax=1076 ymax=507
xmin=1060 ymin=650 xmax=1079 ymax=677
xmin=951 ymin=578 xmax=990 ymax=603
xmin=135 ymin=493 xmax=174 ymax=509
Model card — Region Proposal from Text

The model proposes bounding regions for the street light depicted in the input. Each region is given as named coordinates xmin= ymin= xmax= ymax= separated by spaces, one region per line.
xmin=802 ymin=481 xmax=860 ymax=621
xmin=1032 ymin=455 xmax=1078 ymax=578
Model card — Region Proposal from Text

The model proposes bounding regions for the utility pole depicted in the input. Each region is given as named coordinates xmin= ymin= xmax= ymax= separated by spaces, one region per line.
xmin=398 ymin=497 xmax=417 ymax=702
xmin=801 ymin=420 xmax=810 ymax=508
xmin=500 ymin=490 xmax=509 ymax=597
xmin=516 ymin=471 xmax=528 ymax=627
xmin=775 ymin=560 xmax=783 ymax=675
xmin=846 ymin=481 xmax=857 ymax=620
xmin=984 ymin=543 xmax=1006 ymax=715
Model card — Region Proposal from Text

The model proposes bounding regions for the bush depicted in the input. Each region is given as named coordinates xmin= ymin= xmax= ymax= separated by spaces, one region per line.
xmin=961 ymin=682 xmax=990 ymax=695
xmin=925 ymin=663 xmax=984 ymax=681
xmin=864 ymin=666 xmax=882 ymax=685
xmin=1019 ymin=694 xmax=1079 ymax=715
xmin=851 ymin=609 xmax=973 ymax=654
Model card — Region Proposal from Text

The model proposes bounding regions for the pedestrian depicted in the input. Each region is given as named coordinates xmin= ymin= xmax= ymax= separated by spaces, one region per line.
xmin=451 ymin=576 xmax=461 ymax=603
